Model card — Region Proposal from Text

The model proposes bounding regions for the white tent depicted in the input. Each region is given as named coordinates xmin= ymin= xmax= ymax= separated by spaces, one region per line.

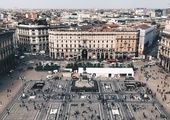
xmin=78 ymin=68 xmax=134 ymax=77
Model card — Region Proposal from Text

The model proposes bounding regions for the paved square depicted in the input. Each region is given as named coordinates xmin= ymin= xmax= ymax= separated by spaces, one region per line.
xmin=67 ymin=102 xmax=102 ymax=120
xmin=124 ymin=103 xmax=167 ymax=120
xmin=2 ymin=103 xmax=39 ymax=120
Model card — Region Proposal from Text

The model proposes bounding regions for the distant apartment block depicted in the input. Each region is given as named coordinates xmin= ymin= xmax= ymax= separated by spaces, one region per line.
xmin=135 ymin=24 xmax=155 ymax=56
xmin=17 ymin=24 xmax=49 ymax=53
xmin=49 ymin=29 xmax=139 ymax=60
xmin=158 ymin=19 xmax=170 ymax=71
xmin=0 ymin=30 xmax=15 ymax=75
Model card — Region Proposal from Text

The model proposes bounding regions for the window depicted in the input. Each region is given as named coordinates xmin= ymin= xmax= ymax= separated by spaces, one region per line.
xmin=106 ymin=44 xmax=108 ymax=47
xmin=74 ymin=45 xmax=76 ymax=47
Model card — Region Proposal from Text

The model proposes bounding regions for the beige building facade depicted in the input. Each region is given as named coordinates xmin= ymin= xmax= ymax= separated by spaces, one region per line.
xmin=49 ymin=30 xmax=139 ymax=60
xmin=17 ymin=25 xmax=49 ymax=53
xmin=158 ymin=19 xmax=170 ymax=71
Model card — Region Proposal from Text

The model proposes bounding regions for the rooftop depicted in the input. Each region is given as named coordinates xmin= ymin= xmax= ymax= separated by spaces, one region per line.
xmin=135 ymin=24 xmax=151 ymax=30
xmin=17 ymin=24 xmax=49 ymax=28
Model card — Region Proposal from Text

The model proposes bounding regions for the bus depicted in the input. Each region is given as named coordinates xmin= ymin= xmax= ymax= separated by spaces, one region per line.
xmin=106 ymin=58 xmax=120 ymax=63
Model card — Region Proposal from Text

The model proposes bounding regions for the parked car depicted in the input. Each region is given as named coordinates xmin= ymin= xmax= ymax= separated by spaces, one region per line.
xmin=54 ymin=76 xmax=61 ymax=80
xmin=27 ymin=66 xmax=34 ymax=70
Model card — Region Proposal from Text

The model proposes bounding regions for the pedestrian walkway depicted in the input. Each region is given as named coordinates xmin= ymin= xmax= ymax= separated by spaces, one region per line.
xmin=133 ymin=61 xmax=170 ymax=115
xmin=0 ymin=68 xmax=47 ymax=114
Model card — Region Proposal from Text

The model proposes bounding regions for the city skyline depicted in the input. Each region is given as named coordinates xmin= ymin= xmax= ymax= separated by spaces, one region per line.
xmin=0 ymin=0 xmax=170 ymax=9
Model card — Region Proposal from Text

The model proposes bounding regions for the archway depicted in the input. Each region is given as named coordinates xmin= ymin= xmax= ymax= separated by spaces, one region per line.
xmin=57 ymin=53 xmax=60 ymax=58
xmin=97 ymin=53 xmax=100 ymax=59
xmin=110 ymin=53 xmax=113 ymax=59
xmin=61 ymin=53 xmax=64 ymax=58
xmin=82 ymin=49 xmax=88 ymax=59
xmin=101 ymin=53 xmax=104 ymax=59
xmin=105 ymin=53 xmax=108 ymax=59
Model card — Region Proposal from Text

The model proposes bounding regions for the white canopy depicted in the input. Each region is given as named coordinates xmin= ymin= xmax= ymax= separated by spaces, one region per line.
xmin=78 ymin=68 xmax=134 ymax=77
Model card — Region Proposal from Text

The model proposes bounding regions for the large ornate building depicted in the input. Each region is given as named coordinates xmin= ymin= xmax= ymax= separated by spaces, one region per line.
xmin=17 ymin=24 xmax=49 ymax=53
xmin=158 ymin=19 xmax=170 ymax=71
xmin=0 ymin=30 xmax=15 ymax=75
xmin=49 ymin=29 xmax=139 ymax=60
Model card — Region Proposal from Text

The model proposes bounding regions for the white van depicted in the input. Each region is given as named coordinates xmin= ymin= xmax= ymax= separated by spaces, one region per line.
xmin=46 ymin=75 xmax=53 ymax=80
xmin=53 ymin=70 xmax=58 ymax=73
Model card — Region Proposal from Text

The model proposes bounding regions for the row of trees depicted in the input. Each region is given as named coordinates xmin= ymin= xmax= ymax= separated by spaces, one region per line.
xmin=66 ymin=62 xmax=104 ymax=70
xmin=35 ymin=64 xmax=60 ymax=71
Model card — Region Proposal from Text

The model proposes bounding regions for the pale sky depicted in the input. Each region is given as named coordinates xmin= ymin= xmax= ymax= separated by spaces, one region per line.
xmin=0 ymin=0 xmax=169 ymax=9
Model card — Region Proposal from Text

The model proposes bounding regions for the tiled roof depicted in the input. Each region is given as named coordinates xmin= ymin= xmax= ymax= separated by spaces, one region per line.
xmin=135 ymin=24 xmax=150 ymax=29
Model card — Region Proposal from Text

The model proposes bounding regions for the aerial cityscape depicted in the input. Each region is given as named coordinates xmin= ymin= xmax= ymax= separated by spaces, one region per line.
xmin=0 ymin=1 xmax=170 ymax=120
